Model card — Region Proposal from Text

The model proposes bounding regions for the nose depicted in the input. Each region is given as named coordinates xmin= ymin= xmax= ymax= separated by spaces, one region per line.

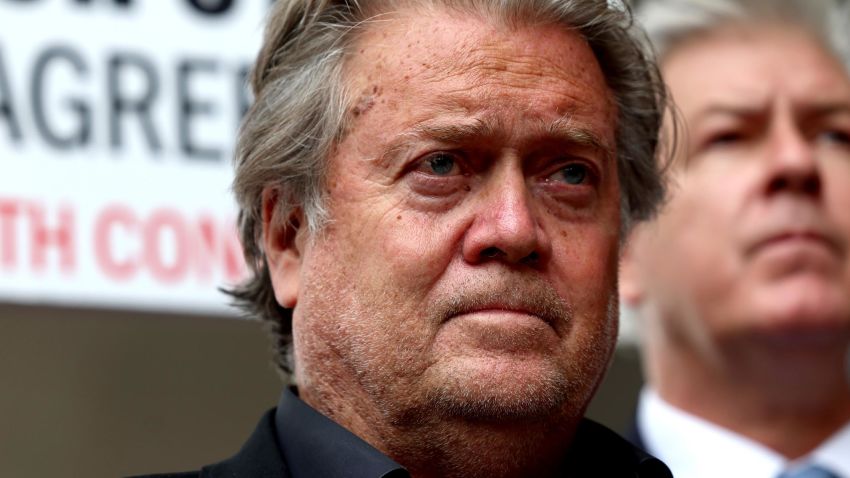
xmin=461 ymin=165 xmax=549 ymax=267
xmin=763 ymin=114 xmax=821 ymax=198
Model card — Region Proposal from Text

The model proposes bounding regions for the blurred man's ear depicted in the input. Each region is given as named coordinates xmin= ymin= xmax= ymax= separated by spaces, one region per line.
xmin=619 ymin=226 xmax=647 ymax=308
xmin=262 ymin=187 xmax=306 ymax=309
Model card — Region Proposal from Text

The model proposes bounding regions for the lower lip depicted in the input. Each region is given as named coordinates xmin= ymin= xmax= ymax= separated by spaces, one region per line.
xmin=757 ymin=236 xmax=831 ymax=252
xmin=446 ymin=310 xmax=554 ymax=351
xmin=752 ymin=236 xmax=836 ymax=264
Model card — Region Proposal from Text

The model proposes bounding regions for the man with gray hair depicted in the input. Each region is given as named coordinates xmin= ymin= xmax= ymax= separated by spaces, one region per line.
xmin=140 ymin=0 xmax=672 ymax=476
xmin=622 ymin=0 xmax=850 ymax=477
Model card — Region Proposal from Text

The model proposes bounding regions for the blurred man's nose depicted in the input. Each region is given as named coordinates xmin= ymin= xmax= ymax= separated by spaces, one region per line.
xmin=763 ymin=108 xmax=822 ymax=198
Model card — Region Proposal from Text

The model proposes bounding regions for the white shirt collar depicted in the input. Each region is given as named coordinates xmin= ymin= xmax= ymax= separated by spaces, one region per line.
xmin=638 ymin=387 xmax=850 ymax=478
xmin=810 ymin=417 xmax=850 ymax=477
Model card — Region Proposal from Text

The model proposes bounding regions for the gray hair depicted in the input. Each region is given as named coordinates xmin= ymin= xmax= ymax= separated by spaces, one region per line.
xmin=228 ymin=0 xmax=669 ymax=376
xmin=638 ymin=0 xmax=850 ymax=69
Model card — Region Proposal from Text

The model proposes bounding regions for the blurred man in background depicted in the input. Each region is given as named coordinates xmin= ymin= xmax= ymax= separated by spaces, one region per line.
xmin=139 ymin=0 xmax=674 ymax=477
xmin=622 ymin=0 xmax=850 ymax=476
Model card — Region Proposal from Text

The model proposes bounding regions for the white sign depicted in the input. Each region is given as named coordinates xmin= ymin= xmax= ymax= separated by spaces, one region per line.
xmin=0 ymin=0 xmax=272 ymax=315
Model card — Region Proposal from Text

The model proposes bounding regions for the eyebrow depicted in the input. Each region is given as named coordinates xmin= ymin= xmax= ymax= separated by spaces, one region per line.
xmin=801 ymin=103 xmax=850 ymax=119
xmin=545 ymin=116 xmax=612 ymax=154
xmin=409 ymin=118 xmax=498 ymax=145
xmin=375 ymin=114 xmax=614 ymax=170
xmin=694 ymin=102 xmax=850 ymax=122
xmin=381 ymin=115 xmax=611 ymax=160
xmin=693 ymin=104 xmax=766 ymax=122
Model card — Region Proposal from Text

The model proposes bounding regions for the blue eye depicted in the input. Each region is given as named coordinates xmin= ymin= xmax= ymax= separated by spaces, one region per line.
xmin=557 ymin=164 xmax=588 ymax=185
xmin=818 ymin=130 xmax=850 ymax=146
xmin=426 ymin=153 xmax=457 ymax=176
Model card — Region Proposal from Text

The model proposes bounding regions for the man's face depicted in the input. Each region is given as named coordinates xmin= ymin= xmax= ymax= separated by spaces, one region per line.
xmin=274 ymin=8 xmax=621 ymax=424
xmin=624 ymin=25 xmax=850 ymax=349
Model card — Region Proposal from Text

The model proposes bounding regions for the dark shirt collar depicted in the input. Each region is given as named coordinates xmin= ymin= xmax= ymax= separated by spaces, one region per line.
xmin=273 ymin=388 xmax=669 ymax=478
xmin=274 ymin=388 xmax=409 ymax=478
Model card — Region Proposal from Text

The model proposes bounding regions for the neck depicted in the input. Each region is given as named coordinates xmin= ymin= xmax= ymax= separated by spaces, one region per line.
xmin=298 ymin=377 xmax=578 ymax=478
xmin=645 ymin=328 xmax=850 ymax=459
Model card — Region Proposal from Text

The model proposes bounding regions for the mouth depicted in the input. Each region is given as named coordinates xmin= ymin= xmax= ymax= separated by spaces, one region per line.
xmin=746 ymin=229 xmax=844 ymax=266
xmin=440 ymin=303 xmax=563 ymax=352
xmin=749 ymin=230 xmax=840 ymax=256
xmin=452 ymin=306 xmax=549 ymax=324
xmin=431 ymin=281 xmax=580 ymax=354
xmin=443 ymin=299 xmax=563 ymax=327
xmin=433 ymin=279 xmax=573 ymax=337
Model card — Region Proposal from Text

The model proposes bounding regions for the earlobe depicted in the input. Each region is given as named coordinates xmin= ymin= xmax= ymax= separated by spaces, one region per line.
xmin=619 ymin=230 xmax=645 ymax=307
xmin=262 ymin=187 xmax=305 ymax=309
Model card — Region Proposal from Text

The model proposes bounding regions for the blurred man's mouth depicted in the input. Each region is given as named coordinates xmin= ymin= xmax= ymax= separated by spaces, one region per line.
xmin=748 ymin=229 xmax=841 ymax=258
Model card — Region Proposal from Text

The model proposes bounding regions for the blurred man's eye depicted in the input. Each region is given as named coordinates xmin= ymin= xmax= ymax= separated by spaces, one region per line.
xmin=706 ymin=131 xmax=745 ymax=147
xmin=817 ymin=129 xmax=850 ymax=147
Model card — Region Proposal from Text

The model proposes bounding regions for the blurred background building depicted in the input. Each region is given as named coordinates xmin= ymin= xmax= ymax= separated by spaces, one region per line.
xmin=0 ymin=1 xmax=642 ymax=476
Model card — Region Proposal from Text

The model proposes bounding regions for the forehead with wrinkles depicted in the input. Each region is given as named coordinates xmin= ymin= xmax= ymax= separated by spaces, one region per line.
xmin=342 ymin=6 xmax=615 ymax=127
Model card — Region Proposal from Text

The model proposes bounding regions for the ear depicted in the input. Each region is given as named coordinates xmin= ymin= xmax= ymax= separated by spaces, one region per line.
xmin=619 ymin=225 xmax=647 ymax=308
xmin=262 ymin=187 xmax=306 ymax=309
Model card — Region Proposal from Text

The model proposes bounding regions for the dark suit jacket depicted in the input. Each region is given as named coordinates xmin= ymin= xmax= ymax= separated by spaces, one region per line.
xmin=628 ymin=419 xmax=649 ymax=452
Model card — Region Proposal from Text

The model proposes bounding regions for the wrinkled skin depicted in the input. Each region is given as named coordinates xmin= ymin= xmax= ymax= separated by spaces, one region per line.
xmin=264 ymin=6 xmax=622 ymax=477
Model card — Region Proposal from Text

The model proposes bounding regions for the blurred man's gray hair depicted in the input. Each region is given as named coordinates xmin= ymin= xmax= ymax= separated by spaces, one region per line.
xmin=638 ymin=0 xmax=850 ymax=69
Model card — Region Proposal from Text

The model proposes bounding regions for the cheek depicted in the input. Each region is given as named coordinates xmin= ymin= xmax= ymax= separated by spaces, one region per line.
xmin=550 ymin=222 xmax=620 ymax=311
xmin=633 ymin=170 xmax=741 ymax=315
xmin=656 ymin=169 xmax=737 ymax=263
xmin=551 ymin=231 xmax=619 ymax=369
xmin=825 ymin=163 xmax=850 ymax=238
xmin=546 ymin=174 xmax=621 ymax=282
xmin=825 ymin=174 xmax=850 ymax=282
xmin=379 ymin=212 xmax=463 ymax=282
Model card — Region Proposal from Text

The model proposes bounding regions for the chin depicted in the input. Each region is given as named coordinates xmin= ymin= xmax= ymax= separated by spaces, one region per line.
xmin=420 ymin=355 xmax=590 ymax=423
xmin=740 ymin=308 xmax=850 ymax=352
xmin=746 ymin=275 xmax=848 ymax=328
